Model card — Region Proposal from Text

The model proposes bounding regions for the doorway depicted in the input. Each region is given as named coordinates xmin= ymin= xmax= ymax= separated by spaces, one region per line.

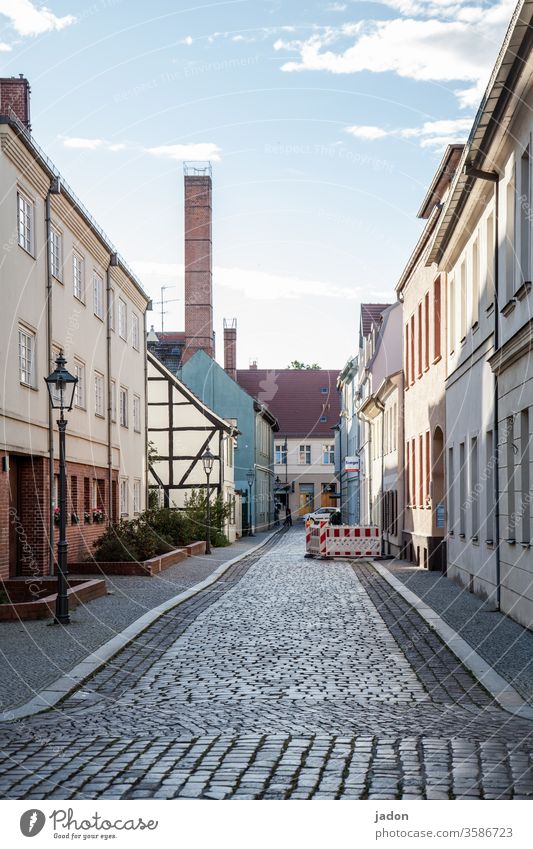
xmin=299 ymin=483 xmax=315 ymax=516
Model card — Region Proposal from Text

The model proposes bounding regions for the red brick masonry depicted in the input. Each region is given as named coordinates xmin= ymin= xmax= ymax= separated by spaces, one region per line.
xmin=0 ymin=577 xmax=107 ymax=621
xmin=68 ymin=541 xmax=207 ymax=576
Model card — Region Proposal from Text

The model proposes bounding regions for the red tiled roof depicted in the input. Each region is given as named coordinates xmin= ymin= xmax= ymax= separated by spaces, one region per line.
xmin=236 ymin=368 xmax=341 ymax=437
xmin=360 ymin=303 xmax=391 ymax=337
xmin=156 ymin=331 xmax=185 ymax=342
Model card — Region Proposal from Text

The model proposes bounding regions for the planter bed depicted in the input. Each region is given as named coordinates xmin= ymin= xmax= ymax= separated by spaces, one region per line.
xmin=68 ymin=541 xmax=206 ymax=577
xmin=0 ymin=577 xmax=107 ymax=621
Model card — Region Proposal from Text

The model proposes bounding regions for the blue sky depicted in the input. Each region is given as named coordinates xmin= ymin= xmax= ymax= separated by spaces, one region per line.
xmin=0 ymin=0 xmax=514 ymax=368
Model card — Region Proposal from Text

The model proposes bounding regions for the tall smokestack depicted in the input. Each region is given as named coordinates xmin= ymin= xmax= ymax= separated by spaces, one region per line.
xmin=224 ymin=318 xmax=237 ymax=380
xmin=0 ymin=76 xmax=31 ymax=130
xmin=182 ymin=164 xmax=214 ymax=364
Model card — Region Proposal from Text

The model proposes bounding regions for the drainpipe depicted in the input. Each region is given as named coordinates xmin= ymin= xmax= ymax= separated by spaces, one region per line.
xmin=106 ymin=253 xmax=118 ymax=523
xmin=45 ymin=177 xmax=60 ymax=575
xmin=463 ymin=164 xmax=500 ymax=609
xmin=143 ymin=300 xmax=151 ymax=512
xmin=377 ymin=398 xmax=386 ymax=554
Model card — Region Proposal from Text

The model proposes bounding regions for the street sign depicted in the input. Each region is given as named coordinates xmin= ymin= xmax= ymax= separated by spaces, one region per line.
xmin=344 ymin=456 xmax=360 ymax=473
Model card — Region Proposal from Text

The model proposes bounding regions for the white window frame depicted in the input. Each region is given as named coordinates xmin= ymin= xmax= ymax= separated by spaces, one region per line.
xmin=93 ymin=270 xmax=104 ymax=320
xmin=94 ymin=371 xmax=105 ymax=418
xmin=275 ymin=443 xmax=287 ymax=465
xmin=119 ymin=386 xmax=128 ymax=428
xmin=74 ymin=360 xmax=86 ymax=409
xmin=133 ymin=394 xmax=141 ymax=433
xmin=120 ymin=477 xmax=128 ymax=516
xmin=18 ymin=325 xmax=36 ymax=387
xmin=133 ymin=479 xmax=141 ymax=515
xmin=50 ymin=226 xmax=62 ymax=281
xmin=131 ymin=312 xmax=140 ymax=350
xmin=17 ymin=191 xmax=34 ymax=255
xmin=110 ymin=378 xmax=117 ymax=422
xmin=73 ymin=252 xmax=85 ymax=302
xmin=299 ymin=444 xmax=311 ymax=465
xmin=322 ymin=444 xmax=335 ymax=465
xmin=108 ymin=287 xmax=115 ymax=331
xmin=118 ymin=298 xmax=127 ymax=340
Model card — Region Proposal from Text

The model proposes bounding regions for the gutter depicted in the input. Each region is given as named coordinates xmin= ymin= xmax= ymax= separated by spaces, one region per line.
xmin=106 ymin=254 xmax=118 ymax=523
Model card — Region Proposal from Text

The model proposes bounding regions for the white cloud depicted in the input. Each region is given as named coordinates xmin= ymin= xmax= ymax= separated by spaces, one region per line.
xmin=0 ymin=41 xmax=11 ymax=51
xmin=325 ymin=2 xmax=348 ymax=10
xmin=0 ymin=0 xmax=75 ymax=36
xmin=60 ymin=137 xmax=222 ymax=162
xmin=132 ymin=260 xmax=360 ymax=301
xmin=146 ymin=143 xmax=221 ymax=162
xmin=180 ymin=35 xmax=193 ymax=45
xmin=345 ymin=116 xmax=473 ymax=148
xmin=277 ymin=1 xmax=513 ymax=107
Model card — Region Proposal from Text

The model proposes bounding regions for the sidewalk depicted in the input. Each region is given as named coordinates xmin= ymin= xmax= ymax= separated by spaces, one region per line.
xmin=382 ymin=558 xmax=533 ymax=705
xmin=0 ymin=531 xmax=273 ymax=712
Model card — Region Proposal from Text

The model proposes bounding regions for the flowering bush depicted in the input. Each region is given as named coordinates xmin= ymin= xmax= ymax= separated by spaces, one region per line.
xmin=53 ymin=506 xmax=60 ymax=525
xmin=92 ymin=509 xmax=105 ymax=523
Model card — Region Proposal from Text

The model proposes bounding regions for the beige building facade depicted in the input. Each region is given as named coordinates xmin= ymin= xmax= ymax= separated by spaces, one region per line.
xmin=0 ymin=79 xmax=150 ymax=579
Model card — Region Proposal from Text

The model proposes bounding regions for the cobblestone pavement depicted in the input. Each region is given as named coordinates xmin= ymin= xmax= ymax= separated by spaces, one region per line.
xmin=1 ymin=527 xmax=533 ymax=799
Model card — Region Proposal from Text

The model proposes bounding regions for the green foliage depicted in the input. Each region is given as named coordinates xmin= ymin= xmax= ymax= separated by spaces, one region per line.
xmin=144 ymin=508 xmax=195 ymax=547
xmin=287 ymin=360 xmax=321 ymax=370
xmin=183 ymin=489 xmax=231 ymax=547
xmin=147 ymin=487 xmax=160 ymax=511
xmin=93 ymin=516 xmax=173 ymax=563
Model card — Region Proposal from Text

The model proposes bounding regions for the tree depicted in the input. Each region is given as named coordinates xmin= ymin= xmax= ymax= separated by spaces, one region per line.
xmin=287 ymin=360 xmax=321 ymax=370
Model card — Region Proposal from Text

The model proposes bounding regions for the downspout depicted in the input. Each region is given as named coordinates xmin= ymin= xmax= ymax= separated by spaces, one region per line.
xmin=45 ymin=177 xmax=60 ymax=575
xmin=463 ymin=165 xmax=500 ymax=609
xmin=377 ymin=398 xmax=385 ymax=554
xmin=106 ymin=253 xmax=118 ymax=523
xmin=144 ymin=300 xmax=151 ymax=512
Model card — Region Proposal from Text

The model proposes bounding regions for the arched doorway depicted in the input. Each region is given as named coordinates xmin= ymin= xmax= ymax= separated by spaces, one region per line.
xmin=432 ymin=426 xmax=445 ymax=528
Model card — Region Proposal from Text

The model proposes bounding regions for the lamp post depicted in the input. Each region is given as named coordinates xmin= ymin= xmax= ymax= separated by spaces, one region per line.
xmin=202 ymin=447 xmax=215 ymax=554
xmin=44 ymin=351 xmax=78 ymax=625
xmin=246 ymin=468 xmax=255 ymax=536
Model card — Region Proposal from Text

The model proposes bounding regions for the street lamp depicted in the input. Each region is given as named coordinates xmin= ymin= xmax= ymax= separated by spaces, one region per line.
xmin=202 ymin=447 xmax=215 ymax=554
xmin=246 ymin=468 xmax=255 ymax=537
xmin=44 ymin=351 xmax=78 ymax=625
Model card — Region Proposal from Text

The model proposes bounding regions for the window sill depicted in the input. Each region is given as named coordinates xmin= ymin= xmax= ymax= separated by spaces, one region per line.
xmin=134 ymin=428 xmax=141 ymax=434
xmin=20 ymin=381 xmax=38 ymax=391
xmin=520 ymin=541 xmax=531 ymax=549
xmin=459 ymin=533 xmax=465 ymax=539
xmin=424 ymin=365 xmax=430 ymax=373
xmin=75 ymin=404 xmax=86 ymax=411
xmin=74 ymin=296 xmax=86 ymax=306
xmin=120 ymin=424 xmax=129 ymax=429
xmin=449 ymin=531 xmax=454 ymax=536
xmin=501 ymin=298 xmax=516 ymax=317
xmin=506 ymin=538 xmax=516 ymax=545
xmin=94 ymin=313 xmax=104 ymax=322
xmin=460 ymin=336 xmax=466 ymax=346
xmin=485 ymin=539 xmax=494 ymax=547
xmin=486 ymin=302 xmax=494 ymax=314
xmin=471 ymin=535 xmax=479 ymax=545
xmin=18 ymin=244 xmax=35 ymax=259
xmin=515 ymin=281 xmax=531 ymax=301
xmin=472 ymin=321 xmax=479 ymax=333
xmin=119 ymin=335 xmax=127 ymax=342
xmin=95 ymin=413 xmax=105 ymax=419
xmin=52 ymin=274 xmax=63 ymax=284
xmin=433 ymin=354 xmax=442 ymax=365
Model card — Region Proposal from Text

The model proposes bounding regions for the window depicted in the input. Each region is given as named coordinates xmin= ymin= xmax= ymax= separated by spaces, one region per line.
xmin=133 ymin=394 xmax=141 ymax=432
xmin=120 ymin=478 xmax=128 ymax=516
xmin=417 ymin=303 xmax=423 ymax=377
xmin=50 ymin=227 xmax=62 ymax=280
xmin=320 ymin=415 xmax=327 ymax=423
xmin=486 ymin=430 xmax=495 ymax=542
xmin=108 ymin=287 xmax=115 ymax=331
xmin=434 ymin=276 xmax=441 ymax=361
xmin=110 ymin=379 xmax=116 ymax=422
xmin=322 ymin=444 xmax=334 ymax=464
xmin=472 ymin=238 xmax=479 ymax=326
xmin=299 ymin=444 xmax=311 ymax=465
xmin=92 ymin=479 xmax=99 ymax=509
xmin=424 ymin=293 xmax=429 ymax=370
xmin=486 ymin=214 xmax=495 ymax=307
xmin=410 ymin=315 xmax=415 ymax=384
xmin=18 ymin=326 xmax=35 ymax=387
xmin=320 ymin=386 xmax=328 ymax=394
xmin=118 ymin=298 xmax=127 ymax=340
xmin=449 ymin=276 xmax=455 ymax=353
xmin=120 ymin=386 xmax=128 ymax=427
xmin=94 ymin=372 xmax=104 ymax=418
xmin=405 ymin=322 xmax=410 ymax=388
xmin=93 ymin=271 xmax=104 ymax=319
xmin=460 ymin=259 xmax=467 ymax=341
xmin=411 ymin=439 xmax=416 ymax=507
xmin=520 ymin=146 xmax=530 ymax=284
xmin=406 ymin=440 xmax=411 ymax=505
xmin=520 ymin=409 xmax=530 ymax=543
xmin=448 ymin=447 xmax=454 ymax=532
xmin=425 ymin=430 xmax=430 ymax=503
xmin=74 ymin=360 xmax=85 ymax=408
xmin=459 ymin=441 xmax=466 ymax=537
xmin=51 ymin=345 xmax=62 ymax=403
xmin=275 ymin=443 xmax=287 ymax=465
xmin=419 ymin=434 xmax=424 ymax=506
xmin=506 ymin=416 xmax=516 ymax=541
xmin=131 ymin=313 xmax=140 ymax=350
xmin=470 ymin=436 xmax=479 ymax=539
xmin=17 ymin=191 xmax=34 ymax=254
xmin=133 ymin=479 xmax=141 ymax=514
xmin=73 ymin=253 xmax=84 ymax=302
xmin=505 ymin=173 xmax=516 ymax=300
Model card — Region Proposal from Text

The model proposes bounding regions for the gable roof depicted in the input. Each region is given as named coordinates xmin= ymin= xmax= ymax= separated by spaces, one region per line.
xmin=236 ymin=368 xmax=341 ymax=438
xmin=360 ymin=303 xmax=391 ymax=339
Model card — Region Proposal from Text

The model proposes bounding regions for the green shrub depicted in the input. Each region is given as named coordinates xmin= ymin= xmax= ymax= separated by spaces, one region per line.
xmin=92 ymin=517 xmax=173 ymax=563
xmin=183 ymin=490 xmax=232 ymax=547
xmin=144 ymin=508 xmax=195 ymax=547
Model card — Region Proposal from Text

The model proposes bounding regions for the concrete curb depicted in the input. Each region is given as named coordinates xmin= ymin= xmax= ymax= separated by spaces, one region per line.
xmin=371 ymin=560 xmax=533 ymax=722
xmin=0 ymin=530 xmax=281 ymax=723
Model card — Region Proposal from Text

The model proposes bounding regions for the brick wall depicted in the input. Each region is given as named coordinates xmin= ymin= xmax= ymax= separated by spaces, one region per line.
xmin=0 ymin=77 xmax=30 ymax=129
xmin=182 ymin=174 xmax=214 ymax=363
xmin=0 ymin=453 xmax=9 ymax=581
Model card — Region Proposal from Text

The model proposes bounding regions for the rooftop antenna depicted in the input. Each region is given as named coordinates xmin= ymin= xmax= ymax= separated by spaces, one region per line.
xmin=152 ymin=285 xmax=180 ymax=333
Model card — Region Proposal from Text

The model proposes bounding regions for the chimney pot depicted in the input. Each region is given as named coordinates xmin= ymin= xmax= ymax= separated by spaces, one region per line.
xmin=0 ymin=76 xmax=31 ymax=130
xmin=223 ymin=318 xmax=237 ymax=380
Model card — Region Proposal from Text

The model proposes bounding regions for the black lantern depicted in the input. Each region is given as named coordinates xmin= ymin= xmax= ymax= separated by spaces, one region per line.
xmin=44 ymin=351 xmax=78 ymax=625
xmin=202 ymin=447 xmax=215 ymax=554
xmin=246 ymin=468 xmax=255 ymax=537
xmin=44 ymin=350 xmax=78 ymax=412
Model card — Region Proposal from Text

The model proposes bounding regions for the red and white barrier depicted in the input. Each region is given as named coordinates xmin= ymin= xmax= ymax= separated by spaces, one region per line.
xmin=305 ymin=524 xmax=380 ymax=558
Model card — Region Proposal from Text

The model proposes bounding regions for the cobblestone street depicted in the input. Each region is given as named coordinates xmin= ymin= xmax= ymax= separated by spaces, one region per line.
xmin=1 ymin=527 xmax=533 ymax=800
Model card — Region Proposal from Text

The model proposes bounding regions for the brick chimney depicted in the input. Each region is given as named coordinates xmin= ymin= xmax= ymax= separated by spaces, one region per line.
xmin=0 ymin=76 xmax=31 ymax=130
xmin=182 ymin=166 xmax=214 ymax=364
xmin=223 ymin=318 xmax=237 ymax=380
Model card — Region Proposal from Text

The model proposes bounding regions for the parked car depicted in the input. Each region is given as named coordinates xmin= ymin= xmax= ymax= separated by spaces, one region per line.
xmin=304 ymin=507 xmax=339 ymax=524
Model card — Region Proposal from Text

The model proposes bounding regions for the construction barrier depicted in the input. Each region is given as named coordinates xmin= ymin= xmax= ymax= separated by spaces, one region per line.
xmin=305 ymin=524 xmax=380 ymax=558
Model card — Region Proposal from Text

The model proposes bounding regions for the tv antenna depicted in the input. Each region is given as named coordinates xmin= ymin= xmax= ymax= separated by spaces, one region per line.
xmin=153 ymin=285 xmax=180 ymax=333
